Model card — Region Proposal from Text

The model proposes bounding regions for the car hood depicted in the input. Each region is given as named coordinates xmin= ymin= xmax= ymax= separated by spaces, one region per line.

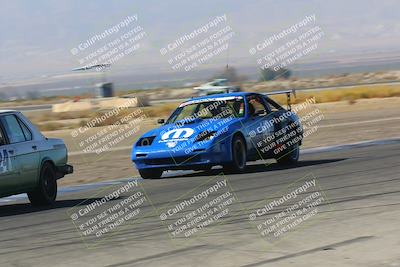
xmin=138 ymin=117 xmax=236 ymax=150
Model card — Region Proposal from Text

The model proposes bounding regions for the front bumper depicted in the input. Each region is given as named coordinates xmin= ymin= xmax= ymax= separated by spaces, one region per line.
xmin=56 ymin=164 xmax=74 ymax=179
xmin=132 ymin=143 xmax=228 ymax=170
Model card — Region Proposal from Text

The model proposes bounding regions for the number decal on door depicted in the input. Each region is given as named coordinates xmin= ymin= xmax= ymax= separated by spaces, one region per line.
xmin=0 ymin=149 xmax=12 ymax=174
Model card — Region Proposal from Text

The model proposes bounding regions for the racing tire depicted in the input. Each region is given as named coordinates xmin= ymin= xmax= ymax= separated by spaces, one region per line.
xmin=276 ymin=144 xmax=300 ymax=165
xmin=28 ymin=162 xmax=58 ymax=206
xmin=139 ymin=168 xmax=163 ymax=179
xmin=223 ymin=135 xmax=247 ymax=173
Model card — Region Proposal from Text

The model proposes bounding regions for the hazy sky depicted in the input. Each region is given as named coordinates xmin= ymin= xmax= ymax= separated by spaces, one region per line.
xmin=1 ymin=0 xmax=400 ymax=81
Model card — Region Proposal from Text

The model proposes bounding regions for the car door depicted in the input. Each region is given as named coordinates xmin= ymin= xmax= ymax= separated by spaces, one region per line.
xmin=264 ymin=96 xmax=298 ymax=153
xmin=0 ymin=116 xmax=22 ymax=197
xmin=243 ymin=94 xmax=275 ymax=158
xmin=0 ymin=114 xmax=40 ymax=191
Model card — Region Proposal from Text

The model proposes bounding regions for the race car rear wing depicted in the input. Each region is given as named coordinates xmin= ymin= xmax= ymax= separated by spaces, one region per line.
xmin=264 ymin=89 xmax=296 ymax=111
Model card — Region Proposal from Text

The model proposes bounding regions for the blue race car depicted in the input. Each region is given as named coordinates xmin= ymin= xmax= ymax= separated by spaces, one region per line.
xmin=131 ymin=91 xmax=303 ymax=179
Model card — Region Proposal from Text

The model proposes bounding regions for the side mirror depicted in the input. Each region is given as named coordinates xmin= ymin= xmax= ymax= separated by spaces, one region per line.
xmin=157 ymin=119 xmax=165 ymax=124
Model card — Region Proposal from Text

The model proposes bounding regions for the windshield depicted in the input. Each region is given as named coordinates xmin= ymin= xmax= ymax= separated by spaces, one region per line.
xmin=166 ymin=97 xmax=245 ymax=124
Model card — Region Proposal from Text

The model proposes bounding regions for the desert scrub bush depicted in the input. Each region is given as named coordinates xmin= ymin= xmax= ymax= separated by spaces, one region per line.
xmin=37 ymin=122 xmax=65 ymax=131
xmin=142 ymin=103 xmax=179 ymax=118
xmin=32 ymin=110 xmax=94 ymax=124
xmin=269 ymin=85 xmax=400 ymax=105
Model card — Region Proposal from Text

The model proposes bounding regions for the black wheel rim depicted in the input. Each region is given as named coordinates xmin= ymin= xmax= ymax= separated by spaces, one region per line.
xmin=43 ymin=168 xmax=56 ymax=199
xmin=234 ymin=140 xmax=246 ymax=169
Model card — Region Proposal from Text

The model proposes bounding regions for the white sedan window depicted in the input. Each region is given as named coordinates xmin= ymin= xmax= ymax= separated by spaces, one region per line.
xmin=2 ymin=115 xmax=26 ymax=143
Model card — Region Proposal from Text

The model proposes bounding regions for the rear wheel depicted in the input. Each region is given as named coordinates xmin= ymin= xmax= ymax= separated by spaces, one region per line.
xmin=139 ymin=168 xmax=163 ymax=179
xmin=223 ymin=135 xmax=246 ymax=173
xmin=276 ymin=144 xmax=300 ymax=165
xmin=28 ymin=162 xmax=57 ymax=206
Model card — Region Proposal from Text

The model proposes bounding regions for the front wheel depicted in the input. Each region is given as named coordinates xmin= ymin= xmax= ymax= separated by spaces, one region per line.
xmin=28 ymin=162 xmax=57 ymax=206
xmin=276 ymin=144 xmax=300 ymax=165
xmin=223 ymin=135 xmax=247 ymax=173
xmin=139 ymin=168 xmax=163 ymax=179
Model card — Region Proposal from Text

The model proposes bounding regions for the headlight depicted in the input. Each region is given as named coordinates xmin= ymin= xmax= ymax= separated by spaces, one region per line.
xmin=195 ymin=131 xmax=217 ymax=142
xmin=137 ymin=136 xmax=155 ymax=146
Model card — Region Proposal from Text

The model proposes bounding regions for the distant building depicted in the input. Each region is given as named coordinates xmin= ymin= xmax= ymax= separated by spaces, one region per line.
xmin=96 ymin=82 xmax=114 ymax=98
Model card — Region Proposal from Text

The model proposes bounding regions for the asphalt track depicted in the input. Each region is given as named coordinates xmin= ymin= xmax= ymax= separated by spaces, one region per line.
xmin=0 ymin=141 xmax=400 ymax=267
